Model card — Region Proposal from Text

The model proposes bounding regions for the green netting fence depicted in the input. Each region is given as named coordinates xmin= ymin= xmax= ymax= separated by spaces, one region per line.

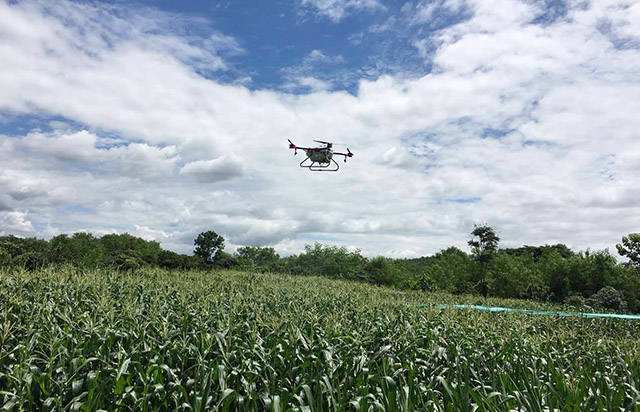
xmin=432 ymin=304 xmax=640 ymax=320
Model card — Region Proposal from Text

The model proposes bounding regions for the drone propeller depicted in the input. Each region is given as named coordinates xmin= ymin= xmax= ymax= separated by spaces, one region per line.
xmin=313 ymin=139 xmax=333 ymax=147
xmin=288 ymin=139 xmax=298 ymax=155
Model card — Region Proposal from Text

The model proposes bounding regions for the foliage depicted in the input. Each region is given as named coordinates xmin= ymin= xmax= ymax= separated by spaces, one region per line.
xmin=48 ymin=233 xmax=104 ymax=268
xmin=101 ymin=233 xmax=162 ymax=267
xmin=487 ymin=253 xmax=548 ymax=299
xmin=284 ymin=243 xmax=367 ymax=280
xmin=617 ymin=233 xmax=640 ymax=268
xmin=1 ymin=228 xmax=640 ymax=313
xmin=363 ymin=256 xmax=396 ymax=286
xmin=564 ymin=293 xmax=586 ymax=308
xmin=0 ymin=246 xmax=11 ymax=267
xmin=108 ymin=251 xmax=144 ymax=271
xmin=214 ymin=250 xmax=237 ymax=269
xmin=587 ymin=286 xmax=628 ymax=312
xmin=502 ymin=244 xmax=574 ymax=260
xmin=468 ymin=224 xmax=500 ymax=263
xmin=1 ymin=267 xmax=639 ymax=410
xmin=0 ymin=236 xmax=49 ymax=271
xmin=193 ymin=230 xmax=225 ymax=265
xmin=236 ymin=246 xmax=282 ymax=272
xmin=468 ymin=224 xmax=500 ymax=296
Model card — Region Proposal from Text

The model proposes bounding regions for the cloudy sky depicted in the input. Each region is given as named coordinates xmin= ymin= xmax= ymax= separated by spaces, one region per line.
xmin=1 ymin=0 xmax=639 ymax=257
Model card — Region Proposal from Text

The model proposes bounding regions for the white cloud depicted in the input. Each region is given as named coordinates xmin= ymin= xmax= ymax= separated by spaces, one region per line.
xmin=0 ymin=211 xmax=34 ymax=235
xmin=281 ymin=49 xmax=347 ymax=91
xmin=179 ymin=156 xmax=244 ymax=182
xmin=0 ymin=0 xmax=639 ymax=257
xmin=300 ymin=0 xmax=384 ymax=22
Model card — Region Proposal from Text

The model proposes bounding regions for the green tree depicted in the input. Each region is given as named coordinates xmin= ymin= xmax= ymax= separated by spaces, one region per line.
xmin=100 ymin=233 xmax=161 ymax=268
xmin=236 ymin=246 xmax=281 ymax=272
xmin=158 ymin=250 xmax=185 ymax=270
xmin=617 ymin=233 xmax=640 ymax=269
xmin=194 ymin=230 xmax=225 ymax=265
xmin=49 ymin=232 xmax=104 ymax=268
xmin=468 ymin=224 xmax=500 ymax=296
xmin=468 ymin=225 xmax=500 ymax=262
xmin=214 ymin=251 xmax=237 ymax=269
xmin=587 ymin=286 xmax=628 ymax=312
xmin=285 ymin=243 xmax=367 ymax=280
xmin=487 ymin=253 xmax=547 ymax=299
xmin=364 ymin=256 xmax=396 ymax=286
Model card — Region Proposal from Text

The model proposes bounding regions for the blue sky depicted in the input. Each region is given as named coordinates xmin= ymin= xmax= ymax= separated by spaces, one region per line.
xmin=1 ymin=0 xmax=639 ymax=257
xmin=130 ymin=0 xmax=434 ymax=92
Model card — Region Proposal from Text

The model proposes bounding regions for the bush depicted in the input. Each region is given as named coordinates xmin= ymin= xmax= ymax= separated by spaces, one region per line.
xmin=564 ymin=294 xmax=586 ymax=308
xmin=286 ymin=244 xmax=367 ymax=280
xmin=587 ymin=287 xmax=627 ymax=312
xmin=0 ymin=247 xmax=11 ymax=267
xmin=418 ymin=272 xmax=436 ymax=292
xmin=214 ymin=251 xmax=237 ymax=269
xmin=236 ymin=246 xmax=282 ymax=272
xmin=101 ymin=233 xmax=162 ymax=267
xmin=486 ymin=253 xmax=549 ymax=299
xmin=108 ymin=252 xmax=144 ymax=271
xmin=49 ymin=233 xmax=104 ymax=268
xmin=158 ymin=250 xmax=186 ymax=270
xmin=364 ymin=256 xmax=396 ymax=286
xmin=406 ymin=247 xmax=474 ymax=293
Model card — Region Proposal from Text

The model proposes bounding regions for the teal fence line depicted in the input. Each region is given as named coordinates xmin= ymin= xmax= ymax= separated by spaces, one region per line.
xmin=433 ymin=304 xmax=640 ymax=320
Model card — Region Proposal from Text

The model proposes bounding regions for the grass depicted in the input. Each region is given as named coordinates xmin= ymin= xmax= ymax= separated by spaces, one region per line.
xmin=1 ymin=267 xmax=639 ymax=411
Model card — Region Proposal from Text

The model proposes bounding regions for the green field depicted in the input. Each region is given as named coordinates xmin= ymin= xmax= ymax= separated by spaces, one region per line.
xmin=1 ymin=268 xmax=639 ymax=411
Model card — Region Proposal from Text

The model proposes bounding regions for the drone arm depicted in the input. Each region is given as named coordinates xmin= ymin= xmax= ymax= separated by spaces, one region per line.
xmin=288 ymin=139 xmax=312 ymax=151
xmin=333 ymin=150 xmax=353 ymax=157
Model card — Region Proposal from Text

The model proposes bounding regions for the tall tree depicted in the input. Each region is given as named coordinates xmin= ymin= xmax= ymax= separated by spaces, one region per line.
xmin=617 ymin=233 xmax=640 ymax=269
xmin=194 ymin=230 xmax=225 ymax=265
xmin=468 ymin=224 xmax=500 ymax=296
xmin=468 ymin=224 xmax=500 ymax=263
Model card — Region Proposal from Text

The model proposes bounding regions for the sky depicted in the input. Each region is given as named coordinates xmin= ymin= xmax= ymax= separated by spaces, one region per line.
xmin=0 ymin=0 xmax=639 ymax=257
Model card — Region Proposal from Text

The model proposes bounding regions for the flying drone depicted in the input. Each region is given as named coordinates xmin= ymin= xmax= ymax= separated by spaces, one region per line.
xmin=288 ymin=139 xmax=353 ymax=172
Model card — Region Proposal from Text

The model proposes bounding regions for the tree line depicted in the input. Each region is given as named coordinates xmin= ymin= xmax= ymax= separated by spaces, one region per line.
xmin=1 ymin=227 xmax=639 ymax=313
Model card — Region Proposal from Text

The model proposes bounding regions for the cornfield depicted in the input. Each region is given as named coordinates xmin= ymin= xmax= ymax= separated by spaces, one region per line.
xmin=1 ymin=267 xmax=639 ymax=411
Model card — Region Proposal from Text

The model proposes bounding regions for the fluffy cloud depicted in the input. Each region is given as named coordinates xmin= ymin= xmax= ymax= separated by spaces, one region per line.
xmin=0 ymin=211 xmax=34 ymax=235
xmin=179 ymin=156 xmax=244 ymax=182
xmin=0 ymin=0 xmax=638 ymax=256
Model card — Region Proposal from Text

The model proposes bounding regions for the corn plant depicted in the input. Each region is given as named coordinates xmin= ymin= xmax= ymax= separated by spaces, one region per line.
xmin=1 ymin=267 xmax=639 ymax=411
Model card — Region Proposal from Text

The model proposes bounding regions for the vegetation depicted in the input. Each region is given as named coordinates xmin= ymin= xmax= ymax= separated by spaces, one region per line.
xmin=1 ymin=227 xmax=639 ymax=313
xmin=1 ymin=267 xmax=639 ymax=410
xmin=617 ymin=233 xmax=640 ymax=269
xmin=194 ymin=230 xmax=226 ymax=266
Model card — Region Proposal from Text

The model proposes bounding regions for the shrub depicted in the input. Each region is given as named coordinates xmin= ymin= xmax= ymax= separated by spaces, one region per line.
xmin=418 ymin=272 xmax=436 ymax=292
xmin=236 ymin=246 xmax=282 ymax=272
xmin=364 ymin=256 xmax=396 ymax=286
xmin=587 ymin=287 xmax=627 ymax=312
xmin=287 ymin=244 xmax=367 ymax=280
xmin=487 ymin=253 xmax=546 ymax=299
xmin=108 ymin=252 xmax=144 ymax=271
xmin=101 ymin=233 xmax=162 ymax=266
xmin=158 ymin=250 xmax=186 ymax=270
xmin=214 ymin=251 xmax=237 ymax=269
xmin=0 ymin=247 xmax=11 ymax=267
xmin=564 ymin=294 xmax=586 ymax=308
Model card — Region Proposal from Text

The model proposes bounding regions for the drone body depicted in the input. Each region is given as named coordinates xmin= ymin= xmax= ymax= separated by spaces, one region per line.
xmin=288 ymin=139 xmax=353 ymax=172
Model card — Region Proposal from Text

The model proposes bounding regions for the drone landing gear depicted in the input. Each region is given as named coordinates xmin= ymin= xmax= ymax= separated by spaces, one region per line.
xmin=299 ymin=157 xmax=340 ymax=172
